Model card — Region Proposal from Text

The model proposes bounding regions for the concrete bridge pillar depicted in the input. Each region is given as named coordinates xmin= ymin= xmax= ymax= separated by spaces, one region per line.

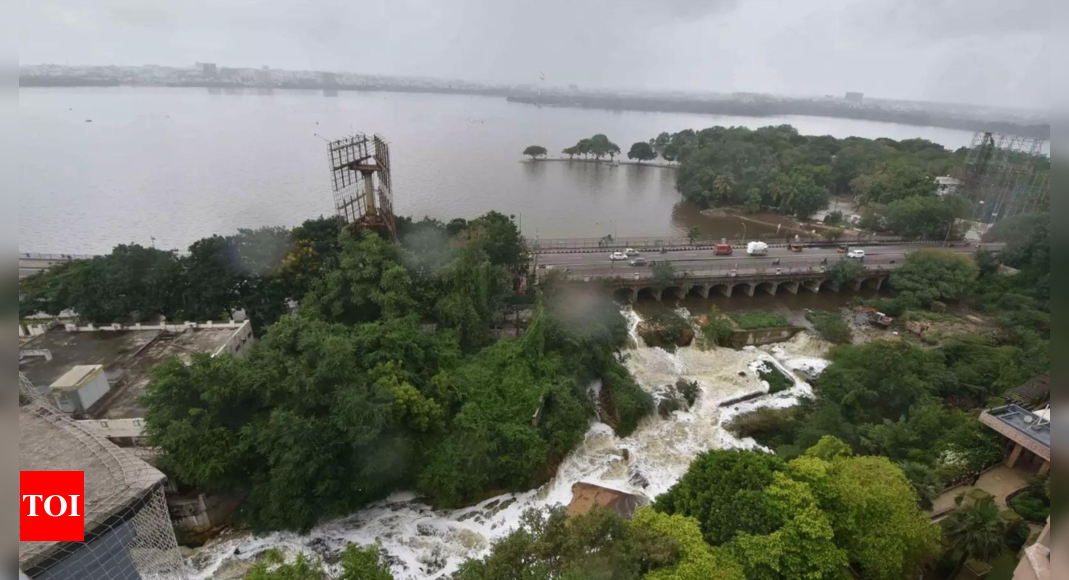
xmin=626 ymin=288 xmax=638 ymax=302
xmin=760 ymin=283 xmax=778 ymax=296
xmin=780 ymin=281 xmax=799 ymax=295
xmin=825 ymin=281 xmax=840 ymax=293
xmin=737 ymin=283 xmax=755 ymax=297
xmin=697 ymin=285 xmax=711 ymax=299
xmin=863 ymin=277 xmax=887 ymax=291
xmin=668 ymin=287 xmax=685 ymax=300
xmin=651 ymin=288 xmax=663 ymax=302
xmin=714 ymin=285 xmax=732 ymax=298
xmin=852 ymin=278 xmax=864 ymax=291
xmin=802 ymin=280 xmax=822 ymax=294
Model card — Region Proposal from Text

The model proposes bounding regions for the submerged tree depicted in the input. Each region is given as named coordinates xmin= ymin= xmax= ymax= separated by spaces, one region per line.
xmin=523 ymin=145 xmax=548 ymax=160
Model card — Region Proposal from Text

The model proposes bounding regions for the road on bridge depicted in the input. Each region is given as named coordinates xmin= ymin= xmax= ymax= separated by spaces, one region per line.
xmin=535 ymin=243 xmax=996 ymax=279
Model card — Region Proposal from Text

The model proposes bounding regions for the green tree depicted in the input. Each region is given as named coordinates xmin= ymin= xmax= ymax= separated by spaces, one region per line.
xmin=654 ymin=450 xmax=785 ymax=545
xmin=628 ymin=141 xmax=657 ymax=163
xmin=890 ymin=249 xmax=979 ymax=305
xmin=457 ymin=211 xmax=527 ymax=273
xmin=632 ymin=508 xmax=746 ymax=580
xmin=562 ymin=145 xmax=580 ymax=160
xmin=790 ymin=452 xmax=942 ymax=580
xmin=816 ymin=340 xmax=946 ymax=424
xmin=651 ymin=261 xmax=677 ymax=290
xmin=877 ymin=196 xmax=956 ymax=238
xmin=941 ymin=497 xmax=1008 ymax=579
xmin=523 ymin=145 xmax=548 ymax=160
xmin=243 ymin=543 xmax=395 ymax=580
xmin=685 ymin=227 xmax=701 ymax=244
xmin=826 ymin=259 xmax=864 ymax=287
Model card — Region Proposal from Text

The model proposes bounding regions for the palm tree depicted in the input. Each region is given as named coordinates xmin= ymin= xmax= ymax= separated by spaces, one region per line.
xmin=713 ymin=174 xmax=735 ymax=204
xmin=941 ymin=497 xmax=1008 ymax=579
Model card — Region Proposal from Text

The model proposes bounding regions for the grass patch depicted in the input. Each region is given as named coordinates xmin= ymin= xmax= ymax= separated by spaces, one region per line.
xmin=729 ymin=311 xmax=790 ymax=330
xmin=758 ymin=363 xmax=793 ymax=394
xmin=805 ymin=310 xmax=853 ymax=344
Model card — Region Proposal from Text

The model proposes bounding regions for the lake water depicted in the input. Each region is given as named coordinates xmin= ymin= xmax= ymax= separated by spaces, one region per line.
xmin=18 ymin=87 xmax=978 ymax=254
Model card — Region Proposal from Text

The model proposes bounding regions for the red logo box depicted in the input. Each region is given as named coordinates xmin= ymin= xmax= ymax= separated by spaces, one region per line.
xmin=20 ymin=471 xmax=85 ymax=542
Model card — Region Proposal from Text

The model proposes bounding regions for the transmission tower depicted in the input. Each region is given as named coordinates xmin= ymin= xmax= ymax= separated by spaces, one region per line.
xmin=957 ymin=131 xmax=1048 ymax=224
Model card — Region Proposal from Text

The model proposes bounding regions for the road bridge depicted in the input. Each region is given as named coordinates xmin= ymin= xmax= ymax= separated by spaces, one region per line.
xmin=537 ymin=243 xmax=996 ymax=302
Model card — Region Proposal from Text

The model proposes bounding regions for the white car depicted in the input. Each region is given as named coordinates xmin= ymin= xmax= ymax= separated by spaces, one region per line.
xmin=610 ymin=252 xmax=628 ymax=261
xmin=847 ymin=249 xmax=866 ymax=259
xmin=625 ymin=248 xmax=640 ymax=257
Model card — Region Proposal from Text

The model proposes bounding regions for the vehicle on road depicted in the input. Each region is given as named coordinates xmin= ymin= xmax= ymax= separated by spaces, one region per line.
xmin=610 ymin=252 xmax=628 ymax=261
xmin=629 ymin=258 xmax=648 ymax=267
xmin=837 ymin=244 xmax=849 ymax=253
xmin=788 ymin=243 xmax=803 ymax=252
xmin=847 ymin=249 xmax=866 ymax=259
xmin=746 ymin=241 xmax=769 ymax=256
xmin=625 ymin=248 xmax=640 ymax=257
xmin=714 ymin=244 xmax=733 ymax=256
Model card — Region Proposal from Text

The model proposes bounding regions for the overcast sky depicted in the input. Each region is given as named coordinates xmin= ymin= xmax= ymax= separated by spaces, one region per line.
xmin=19 ymin=0 xmax=1049 ymax=110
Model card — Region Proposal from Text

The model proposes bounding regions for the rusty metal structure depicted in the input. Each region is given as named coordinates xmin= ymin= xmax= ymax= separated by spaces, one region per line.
xmin=958 ymin=131 xmax=1049 ymax=223
xmin=327 ymin=134 xmax=395 ymax=236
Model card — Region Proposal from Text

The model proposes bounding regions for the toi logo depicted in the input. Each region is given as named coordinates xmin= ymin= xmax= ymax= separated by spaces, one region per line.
xmin=20 ymin=471 xmax=85 ymax=542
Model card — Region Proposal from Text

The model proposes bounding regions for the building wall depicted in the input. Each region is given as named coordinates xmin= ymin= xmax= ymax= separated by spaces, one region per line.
xmin=212 ymin=320 xmax=254 ymax=358
xmin=77 ymin=371 xmax=111 ymax=411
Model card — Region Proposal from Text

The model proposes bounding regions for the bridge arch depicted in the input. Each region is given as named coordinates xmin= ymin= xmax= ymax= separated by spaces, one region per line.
xmin=663 ymin=286 xmax=686 ymax=301
xmin=819 ymin=279 xmax=840 ymax=293
xmin=733 ymin=282 xmax=755 ymax=297
xmin=612 ymin=288 xmax=637 ymax=303
xmin=755 ymin=281 xmax=778 ymax=296
xmin=636 ymin=287 xmax=662 ymax=302
xmin=686 ymin=284 xmax=710 ymax=299
xmin=711 ymin=283 xmax=733 ymax=298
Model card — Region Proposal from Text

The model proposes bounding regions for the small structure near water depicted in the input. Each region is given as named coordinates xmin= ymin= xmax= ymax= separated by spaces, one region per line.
xmin=567 ymin=483 xmax=649 ymax=519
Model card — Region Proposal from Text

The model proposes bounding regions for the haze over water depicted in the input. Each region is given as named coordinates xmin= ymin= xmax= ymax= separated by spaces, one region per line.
xmin=19 ymin=87 xmax=978 ymax=254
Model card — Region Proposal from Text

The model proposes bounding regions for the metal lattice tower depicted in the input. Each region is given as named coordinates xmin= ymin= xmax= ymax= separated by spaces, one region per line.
xmin=19 ymin=374 xmax=189 ymax=580
xmin=958 ymin=131 xmax=1049 ymax=223
xmin=326 ymin=133 xmax=395 ymax=236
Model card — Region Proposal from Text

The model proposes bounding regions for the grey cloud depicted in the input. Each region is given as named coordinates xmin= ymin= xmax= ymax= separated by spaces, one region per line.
xmin=18 ymin=0 xmax=1048 ymax=110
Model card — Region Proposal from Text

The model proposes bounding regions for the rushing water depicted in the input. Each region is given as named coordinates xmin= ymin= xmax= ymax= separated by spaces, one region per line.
xmin=18 ymin=87 xmax=978 ymax=254
xmin=187 ymin=309 xmax=833 ymax=580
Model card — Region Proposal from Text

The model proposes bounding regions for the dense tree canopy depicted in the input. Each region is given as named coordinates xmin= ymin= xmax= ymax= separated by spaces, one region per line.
xmin=242 ymin=544 xmax=394 ymax=580
xmin=890 ymin=249 xmax=979 ymax=307
xmin=628 ymin=141 xmax=657 ymax=163
xmin=138 ymin=211 xmax=652 ymax=532
xmin=455 ymin=506 xmax=745 ymax=580
xmin=523 ymin=145 xmax=548 ymax=160
xmin=654 ymin=441 xmax=940 ymax=580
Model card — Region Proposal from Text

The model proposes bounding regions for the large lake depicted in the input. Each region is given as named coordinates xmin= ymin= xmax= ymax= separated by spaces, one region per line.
xmin=18 ymin=87 xmax=978 ymax=254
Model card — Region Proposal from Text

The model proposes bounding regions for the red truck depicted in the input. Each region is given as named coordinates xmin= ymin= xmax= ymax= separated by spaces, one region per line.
xmin=714 ymin=244 xmax=733 ymax=256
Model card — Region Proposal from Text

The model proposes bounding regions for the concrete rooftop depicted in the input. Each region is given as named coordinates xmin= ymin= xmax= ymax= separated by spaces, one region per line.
xmin=18 ymin=326 xmax=242 ymax=419
xmin=19 ymin=402 xmax=165 ymax=570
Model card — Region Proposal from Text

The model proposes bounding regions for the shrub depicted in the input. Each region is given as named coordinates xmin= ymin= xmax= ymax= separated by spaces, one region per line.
xmin=1010 ymin=492 xmax=1049 ymax=522
xmin=700 ymin=305 xmax=735 ymax=348
xmin=805 ymin=310 xmax=853 ymax=344
xmin=758 ymin=363 xmax=793 ymax=394
xmin=729 ymin=311 xmax=790 ymax=330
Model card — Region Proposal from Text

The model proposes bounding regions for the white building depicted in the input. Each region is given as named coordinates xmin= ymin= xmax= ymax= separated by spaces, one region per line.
xmin=935 ymin=176 xmax=961 ymax=196
xmin=50 ymin=365 xmax=110 ymax=414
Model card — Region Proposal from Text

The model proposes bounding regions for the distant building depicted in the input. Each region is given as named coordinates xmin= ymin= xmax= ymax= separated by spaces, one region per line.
xmin=196 ymin=62 xmax=217 ymax=78
xmin=845 ymin=91 xmax=864 ymax=104
xmin=935 ymin=176 xmax=961 ymax=196
xmin=19 ymin=376 xmax=187 ymax=580
xmin=19 ymin=320 xmax=253 ymax=420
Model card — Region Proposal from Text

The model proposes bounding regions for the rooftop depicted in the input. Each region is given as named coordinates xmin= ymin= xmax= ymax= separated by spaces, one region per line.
xmin=1006 ymin=372 xmax=1050 ymax=408
xmin=981 ymin=404 xmax=1051 ymax=461
xmin=19 ymin=401 xmax=166 ymax=570
xmin=50 ymin=364 xmax=104 ymax=391
xmin=19 ymin=323 xmax=248 ymax=419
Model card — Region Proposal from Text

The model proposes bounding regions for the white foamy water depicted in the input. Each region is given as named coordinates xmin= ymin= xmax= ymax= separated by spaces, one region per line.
xmin=187 ymin=310 xmax=830 ymax=580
